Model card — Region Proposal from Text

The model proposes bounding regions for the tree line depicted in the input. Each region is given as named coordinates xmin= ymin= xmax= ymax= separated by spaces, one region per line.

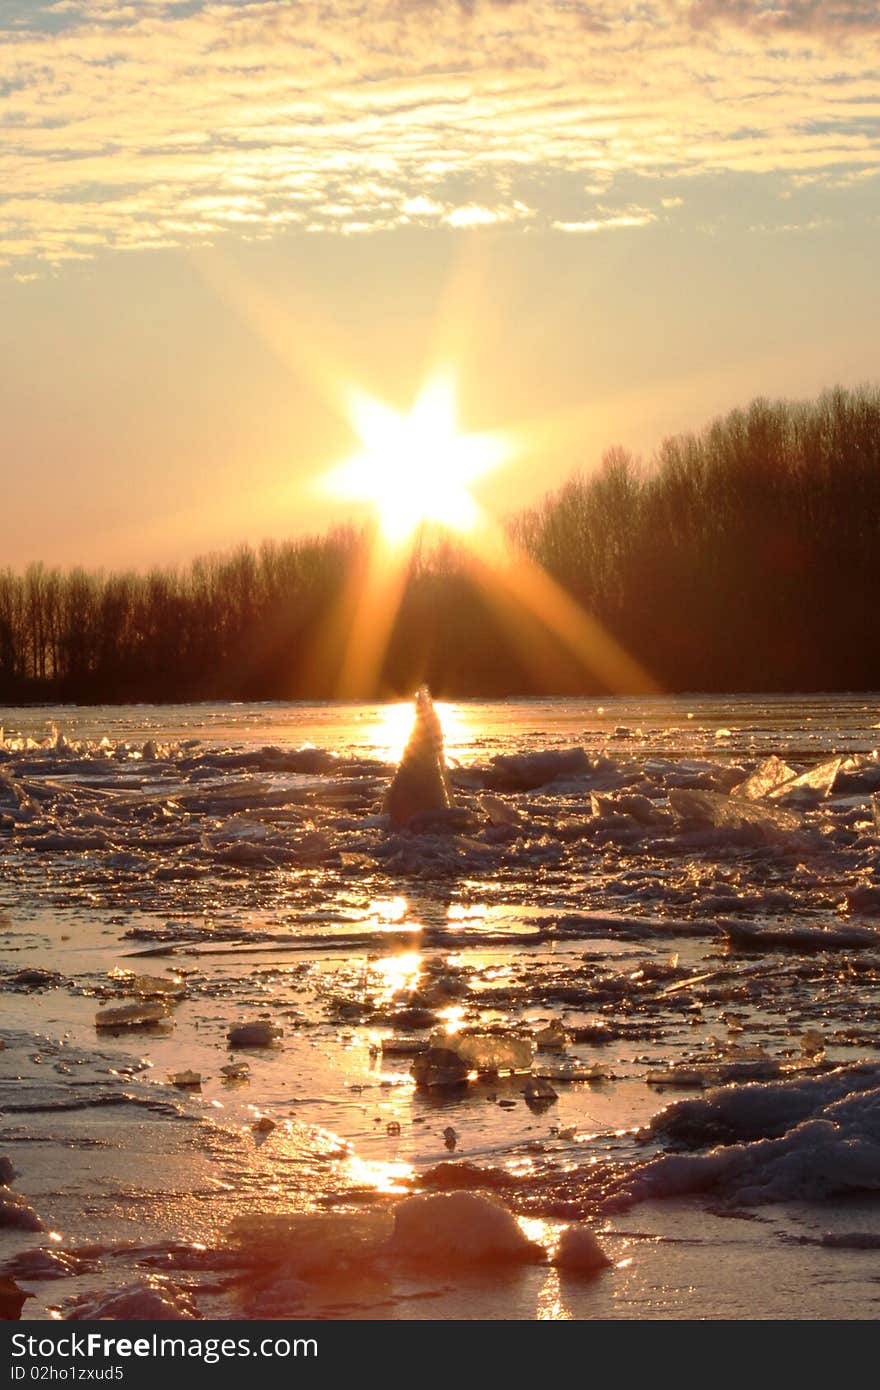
xmin=2 ymin=384 xmax=880 ymax=702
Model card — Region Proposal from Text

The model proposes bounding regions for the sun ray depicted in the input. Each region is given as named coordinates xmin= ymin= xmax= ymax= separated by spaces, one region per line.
xmin=186 ymin=249 xmax=658 ymax=698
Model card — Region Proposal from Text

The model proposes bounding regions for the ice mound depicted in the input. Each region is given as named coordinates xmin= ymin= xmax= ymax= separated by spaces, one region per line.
xmin=0 ymin=1189 xmax=43 ymax=1231
xmin=552 ymin=1225 xmax=611 ymax=1274
xmin=482 ymin=747 xmax=592 ymax=791
xmin=383 ymin=686 xmax=454 ymax=827
xmin=390 ymin=1192 xmax=542 ymax=1265
xmin=66 ymin=1276 xmax=199 ymax=1320
xmin=646 ymin=1063 xmax=880 ymax=1148
xmin=227 ymin=1196 xmax=544 ymax=1284
xmin=607 ymin=1084 xmax=880 ymax=1210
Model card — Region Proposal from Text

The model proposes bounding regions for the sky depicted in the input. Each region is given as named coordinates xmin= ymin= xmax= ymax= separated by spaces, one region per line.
xmin=1 ymin=0 xmax=879 ymax=569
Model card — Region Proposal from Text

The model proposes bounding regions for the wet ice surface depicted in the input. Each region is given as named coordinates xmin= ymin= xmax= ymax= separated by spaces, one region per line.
xmin=4 ymin=694 xmax=880 ymax=1319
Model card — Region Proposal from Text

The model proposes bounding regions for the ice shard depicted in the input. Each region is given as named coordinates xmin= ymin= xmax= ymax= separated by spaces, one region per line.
xmin=383 ymin=685 xmax=455 ymax=826
xmin=669 ymin=787 xmax=803 ymax=837
xmin=732 ymin=755 xmax=796 ymax=801
xmin=732 ymin=754 xmax=841 ymax=804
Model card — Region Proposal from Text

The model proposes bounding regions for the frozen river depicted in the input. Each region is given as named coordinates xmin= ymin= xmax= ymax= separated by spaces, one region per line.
xmin=3 ymin=693 xmax=880 ymax=1320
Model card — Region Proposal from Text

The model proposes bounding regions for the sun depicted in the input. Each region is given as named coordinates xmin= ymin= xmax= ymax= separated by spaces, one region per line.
xmin=326 ymin=376 xmax=509 ymax=542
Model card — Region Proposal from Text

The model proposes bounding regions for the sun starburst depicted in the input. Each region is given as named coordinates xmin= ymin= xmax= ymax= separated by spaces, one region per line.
xmin=326 ymin=376 xmax=509 ymax=542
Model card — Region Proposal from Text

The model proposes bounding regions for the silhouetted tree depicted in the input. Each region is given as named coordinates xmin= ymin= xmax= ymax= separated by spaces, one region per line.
xmin=1 ymin=385 xmax=879 ymax=701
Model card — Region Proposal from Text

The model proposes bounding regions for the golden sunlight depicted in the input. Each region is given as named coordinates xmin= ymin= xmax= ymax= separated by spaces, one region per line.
xmin=371 ymin=698 xmax=466 ymax=763
xmin=327 ymin=376 xmax=509 ymax=542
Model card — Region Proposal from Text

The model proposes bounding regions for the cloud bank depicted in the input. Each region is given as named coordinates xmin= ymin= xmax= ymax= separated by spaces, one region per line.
xmin=1 ymin=0 xmax=878 ymax=268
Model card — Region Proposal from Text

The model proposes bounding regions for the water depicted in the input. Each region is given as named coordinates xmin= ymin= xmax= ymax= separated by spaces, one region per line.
xmin=2 ymin=694 xmax=880 ymax=1320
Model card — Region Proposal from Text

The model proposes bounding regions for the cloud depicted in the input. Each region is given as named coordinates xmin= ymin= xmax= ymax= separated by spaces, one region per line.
xmin=1 ymin=1 xmax=879 ymax=268
xmin=553 ymin=211 xmax=657 ymax=233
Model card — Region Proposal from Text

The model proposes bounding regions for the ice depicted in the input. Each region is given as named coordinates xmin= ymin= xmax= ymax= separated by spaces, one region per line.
xmin=732 ymin=754 xmax=841 ymax=805
xmin=646 ymin=1063 xmax=880 ymax=1147
xmin=479 ymin=792 xmax=521 ymax=827
xmin=227 ymin=1019 xmax=282 ymax=1047
xmin=108 ymin=970 xmax=187 ymax=998
xmin=7 ymin=697 xmax=880 ymax=1316
xmin=411 ymin=1047 xmax=469 ymax=1087
xmin=606 ymin=1084 xmax=880 ymax=1210
xmin=844 ymin=884 xmax=880 ymax=915
xmin=534 ymin=1020 xmax=568 ymax=1051
xmin=383 ymin=687 xmax=454 ymax=826
xmin=591 ymin=791 xmax=665 ymax=825
xmin=552 ymin=1225 xmax=611 ymax=1274
xmin=66 ymin=1277 xmax=199 ymax=1320
xmin=94 ymin=1001 xmax=169 ymax=1029
xmin=220 ymin=1062 xmax=250 ymax=1081
xmin=389 ymin=1192 xmax=541 ymax=1265
xmin=482 ymin=747 xmax=592 ymax=791
xmin=720 ymin=919 xmax=880 ymax=950
xmin=0 ymin=1190 xmax=43 ymax=1231
xmin=168 ymin=1070 xmax=202 ymax=1089
xmin=435 ymin=1029 xmax=534 ymax=1075
xmin=228 ymin=1211 xmax=394 ymax=1275
xmin=732 ymin=755 xmax=796 ymax=800
xmin=0 ymin=1277 xmax=28 ymax=1319
xmin=8 ymin=968 xmax=59 ymax=989
xmin=669 ymin=787 xmax=804 ymax=838
xmin=1 ymin=1249 xmax=86 ymax=1281
xmin=778 ymin=756 xmax=841 ymax=801
xmin=534 ymin=1058 xmax=607 ymax=1081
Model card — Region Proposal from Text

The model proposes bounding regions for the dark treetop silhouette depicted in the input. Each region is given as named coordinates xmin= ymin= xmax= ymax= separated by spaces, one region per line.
xmin=2 ymin=385 xmax=879 ymax=702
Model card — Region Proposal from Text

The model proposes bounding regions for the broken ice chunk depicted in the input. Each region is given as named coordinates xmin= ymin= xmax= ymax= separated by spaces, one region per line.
xmin=95 ymin=1001 xmax=169 ymax=1029
xmin=721 ymin=919 xmax=880 ymax=950
xmin=533 ymin=1057 xmax=606 ymax=1082
xmin=108 ymin=970 xmax=186 ymax=999
xmin=221 ymin=1062 xmax=250 ymax=1081
xmin=227 ymin=1020 xmax=282 ymax=1047
xmin=732 ymin=755 xmax=796 ymax=801
xmin=777 ymin=756 xmax=841 ymax=802
xmin=411 ymin=1047 xmax=470 ymax=1088
xmin=732 ymin=754 xmax=841 ymax=806
xmin=437 ymin=1029 xmax=534 ymax=1075
xmin=479 ymin=793 xmax=521 ymax=827
xmin=167 ymin=1070 xmax=202 ymax=1089
xmin=669 ymin=787 xmax=803 ymax=838
xmin=534 ymin=1020 xmax=568 ymax=1052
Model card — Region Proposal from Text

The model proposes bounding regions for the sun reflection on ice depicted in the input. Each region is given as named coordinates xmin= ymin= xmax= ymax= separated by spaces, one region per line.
xmin=344 ymin=1154 xmax=414 ymax=1196
xmin=370 ymin=951 xmax=422 ymax=1004
xmin=367 ymin=896 xmax=410 ymax=925
xmin=370 ymin=700 xmax=470 ymax=764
